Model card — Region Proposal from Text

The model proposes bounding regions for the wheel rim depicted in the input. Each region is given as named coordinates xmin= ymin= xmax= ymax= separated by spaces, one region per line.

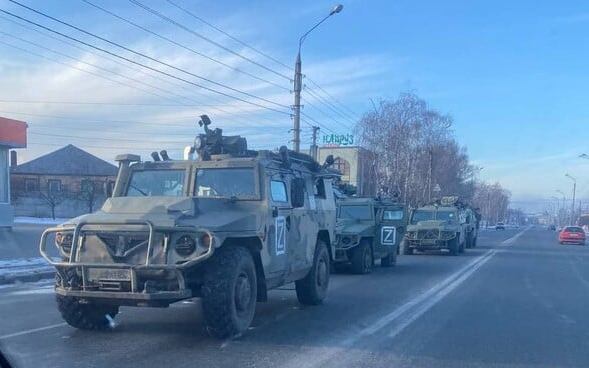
xmin=234 ymin=272 xmax=252 ymax=314
xmin=316 ymin=257 xmax=328 ymax=289
xmin=364 ymin=247 xmax=372 ymax=271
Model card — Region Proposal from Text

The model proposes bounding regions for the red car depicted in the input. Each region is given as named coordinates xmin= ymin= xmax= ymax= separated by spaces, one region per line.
xmin=559 ymin=226 xmax=586 ymax=245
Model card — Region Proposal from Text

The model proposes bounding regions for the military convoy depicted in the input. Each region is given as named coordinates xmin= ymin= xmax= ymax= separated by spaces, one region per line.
xmin=39 ymin=117 xmax=481 ymax=339
xmin=40 ymin=116 xmax=338 ymax=338
xmin=333 ymin=197 xmax=407 ymax=273
xmin=402 ymin=196 xmax=479 ymax=255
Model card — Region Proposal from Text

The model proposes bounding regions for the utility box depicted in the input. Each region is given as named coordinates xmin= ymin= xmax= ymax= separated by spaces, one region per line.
xmin=0 ymin=116 xmax=27 ymax=228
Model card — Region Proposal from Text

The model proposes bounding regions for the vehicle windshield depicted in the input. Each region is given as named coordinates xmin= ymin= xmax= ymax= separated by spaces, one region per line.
xmin=564 ymin=226 xmax=584 ymax=233
xmin=338 ymin=205 xmax=372 ymax=220
xmin=126 ymin=169 xmax=185 ymax=197
xmin=195 ymin=168 xmax=257 ymax=199
xmin=437 ymin=210 xmax=457 ymax=222
xmin=383 ymin=209 xmax=404 ymax=220
xmin=411 ymin=210 xmax=435 ymax=224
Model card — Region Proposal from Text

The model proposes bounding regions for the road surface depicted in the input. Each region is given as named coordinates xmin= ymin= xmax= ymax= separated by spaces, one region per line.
xmin=1 ymin=227 xmax=588 ymax=368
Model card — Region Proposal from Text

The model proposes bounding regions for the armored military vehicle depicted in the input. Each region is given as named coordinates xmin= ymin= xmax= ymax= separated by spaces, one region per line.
xmin=402 ymin=196 xmax=473 ymax=255
xmin=333 ymin=197 xmax=407 ymax=274
xmin=40 ymin=116 xmax=337 ymax=338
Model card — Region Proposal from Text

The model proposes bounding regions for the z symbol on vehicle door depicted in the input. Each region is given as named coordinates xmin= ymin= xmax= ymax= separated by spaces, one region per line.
xmin=381 ymin=226 xmax=396 ymax=245
xmin=275 ymin=216 xmax=286 ymax=255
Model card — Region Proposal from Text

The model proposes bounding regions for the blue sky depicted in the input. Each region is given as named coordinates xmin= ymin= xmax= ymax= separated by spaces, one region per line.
xmin=0 ymin=0 xmax=588 ymax=210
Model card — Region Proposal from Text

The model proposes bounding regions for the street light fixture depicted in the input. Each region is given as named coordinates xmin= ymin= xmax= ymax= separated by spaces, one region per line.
xmin=565 ymin=173 xmax=577 ymax=224
xmin=579 ymin=153 xmax=589 ymax=159
xmin=292 ymin=4 xmax=344 ymax=152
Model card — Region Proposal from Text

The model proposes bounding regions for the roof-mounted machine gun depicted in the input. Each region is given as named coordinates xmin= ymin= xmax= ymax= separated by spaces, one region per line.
xmin=185 ymin=115 xmax=249 ymax=161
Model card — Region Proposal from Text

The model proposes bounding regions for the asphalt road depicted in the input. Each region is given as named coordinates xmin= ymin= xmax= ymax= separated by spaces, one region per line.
xmin=0 ymin=224 xmax=48 ymax=260
xmin=2 ymin=227 xmax=589 ymax=368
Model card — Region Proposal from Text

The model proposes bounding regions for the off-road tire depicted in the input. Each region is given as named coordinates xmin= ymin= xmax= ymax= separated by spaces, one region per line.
xmin=448 ymin=237 xmax=460 ymax=256
xmin=202 ymin=246 xmax=257 ymax=339
xmin=56 ymin=294 xmax=119 ymax=330
xmin=350 ymin=239 xmax=373 ymax=274
xmin=401 ymin=240 xmax=414 ymax=255
xmin=465 ymin=233 xmax=472 ymax=249
xmin=381 ymin=249 xmax=397 ymax=267
xmin=296 ymin=240 xmax=330 ymax=305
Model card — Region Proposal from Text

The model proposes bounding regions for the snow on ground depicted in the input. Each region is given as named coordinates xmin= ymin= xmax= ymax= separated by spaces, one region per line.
xmin=0 ymin=257 xmax=56 ymax=279
xmin=13 ymin=217 xmax=70 ymax=225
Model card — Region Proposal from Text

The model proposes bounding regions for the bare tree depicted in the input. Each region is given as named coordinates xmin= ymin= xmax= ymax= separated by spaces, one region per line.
xmin=38 ymin=189 xmax=65 ymax=220
xmin=79 ymin=179 xmax=98 ymax=214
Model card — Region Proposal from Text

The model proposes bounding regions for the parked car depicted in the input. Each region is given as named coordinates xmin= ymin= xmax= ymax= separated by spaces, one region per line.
xmin=558 ymin=226 xmax=586 ymax=245
xmin=495 ymin=222 xmax=505 ymax=230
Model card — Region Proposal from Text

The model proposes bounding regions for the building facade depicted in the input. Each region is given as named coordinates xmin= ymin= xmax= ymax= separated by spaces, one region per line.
xmin=317 ymin=146 xmax=376 ymax=196
xmin=10 ymin=144 xmax=117 ymax=218
xmin=0 ymin=116 xmax=27 ymax=228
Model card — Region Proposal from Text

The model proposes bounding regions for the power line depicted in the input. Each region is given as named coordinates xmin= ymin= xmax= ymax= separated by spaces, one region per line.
xmin=301 ymin=96 xmax=353 ymax=131
xmin=0 ymin=13 xmax=287 ymax=127
xmin=2 ymin=2 xmax=292 ymax=115
xmin=305 ymin=87 xmax=356 ymax=127
xmin=306 ymin=78 xmax=361 ymax=120
xmin=29 ymin=131 xmax=189 ymax=144
xmin=129 ymin=0 xmax=291 ymax=81
xmin=0 ymin=99 xmax=227 ymax=107
xmin=81 ymin=0 xmax=289 ymax=92
xmin=160 ymin=1 xmax=360 ymax=127
xmin=165 ymin=0 xmax=293 ymax=72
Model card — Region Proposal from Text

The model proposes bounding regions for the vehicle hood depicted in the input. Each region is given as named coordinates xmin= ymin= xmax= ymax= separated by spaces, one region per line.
xmin=407 ymin=220 xmax=459 ymax=231
xmin=336 ymin=219 xmax=374 ymax=235
xmin=59 ymin=197 xmax=260 ymax=232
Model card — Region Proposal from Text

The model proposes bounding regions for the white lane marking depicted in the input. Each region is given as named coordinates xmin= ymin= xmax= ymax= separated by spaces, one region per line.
xmin=353 ymin=249 xmax=495 ymax=338
xmin=0 ymin=323 xmax=67 ymax=340
xmin=288 ymin=227 xmax=530 ymax=368
xmin=500 ymin=227 xmax=529 ymax=246
xmin=387 ymin=249 xmax=496 ymax=338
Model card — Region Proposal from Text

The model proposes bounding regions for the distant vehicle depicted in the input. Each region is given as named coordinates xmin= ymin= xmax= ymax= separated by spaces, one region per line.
xmin=403 ymin=196 xmax=476 ymax=256
xmin=548 ymin=224 xmax=556 ymax=231
xmin=495 ymin=222 xmax=506 ymax=230
xmin=333 ymin=197 xmax=407 ymax=274
xmin=558 ymin=226 xmax=586 ymax=245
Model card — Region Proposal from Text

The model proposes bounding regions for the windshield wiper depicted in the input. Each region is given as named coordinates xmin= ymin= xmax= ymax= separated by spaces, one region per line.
xmin=129 ymin=184 xmax=148 ymax=196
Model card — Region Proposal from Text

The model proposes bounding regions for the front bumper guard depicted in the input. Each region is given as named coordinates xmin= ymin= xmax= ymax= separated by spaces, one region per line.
xmin=40 ymin=220 xmax=215 ymax=299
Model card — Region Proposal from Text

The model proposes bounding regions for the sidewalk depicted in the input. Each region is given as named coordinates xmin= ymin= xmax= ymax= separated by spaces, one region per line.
xmin=0 ymin=222 xmax=56 ymax=285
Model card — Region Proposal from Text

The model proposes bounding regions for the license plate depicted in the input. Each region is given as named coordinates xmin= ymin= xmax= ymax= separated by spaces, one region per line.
xmin=87 ymin=268 xmax=131 ymax=281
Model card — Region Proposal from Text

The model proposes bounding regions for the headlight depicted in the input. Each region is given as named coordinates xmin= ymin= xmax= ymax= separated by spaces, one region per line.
xmin=200 ymin=233 xmax=212 ymax=248
xmin=55 ymin=232 xmax=73 ymax=254
xmin=405 ymin=231 xmax=416 ymax=239
xmin=175 ymin=234 xmax=196 ymax=256
xmin=341 ymin=236 xmax=352 ymax=245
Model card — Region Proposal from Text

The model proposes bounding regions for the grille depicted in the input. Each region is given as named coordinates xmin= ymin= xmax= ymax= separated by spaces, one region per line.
xmin=97 ymin=233 xmax=149 ymax=258
xmin=418 ymin=229 xmax=439 ymax=240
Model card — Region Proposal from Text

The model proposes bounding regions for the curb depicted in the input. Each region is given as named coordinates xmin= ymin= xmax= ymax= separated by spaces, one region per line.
xmin=0 ymin=269 xmax=55 ymax=285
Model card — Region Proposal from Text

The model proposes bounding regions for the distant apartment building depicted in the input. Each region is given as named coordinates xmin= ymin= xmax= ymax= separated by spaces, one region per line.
xmin=317 ymin=146 xmax=376 ymax=196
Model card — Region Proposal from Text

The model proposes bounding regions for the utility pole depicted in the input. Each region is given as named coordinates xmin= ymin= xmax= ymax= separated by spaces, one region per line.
xmin=310 ymin=126 xmax=320 ymax=160
xmin=565 ymin=174 xmax=577 ymax=225
xmin=292 ymin=4 xmax=343 ymax=152
xmin=292 ymin=54 xmax=302 ymax=152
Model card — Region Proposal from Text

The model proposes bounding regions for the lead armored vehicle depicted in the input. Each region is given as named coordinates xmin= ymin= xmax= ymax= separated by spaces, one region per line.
xmin=402 ymin=196 xmax=470 ymax=255
xmin=40 ymin=116 xmax=337 ymax=338
xmin=333 ymin=197 xmax=407 ymax=273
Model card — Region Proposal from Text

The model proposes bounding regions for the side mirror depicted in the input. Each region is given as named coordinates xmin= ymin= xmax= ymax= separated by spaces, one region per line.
xmin=291 ymin=178 xmax=306 ymax=208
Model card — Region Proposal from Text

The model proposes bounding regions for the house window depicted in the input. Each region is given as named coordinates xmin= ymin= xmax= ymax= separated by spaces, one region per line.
xmin=94 ymin=181 xmax=104 ymax=194
xmin=25 ymin=178 xmax=39 ymax=192
xmin=48 ymin=179 xmax=62 ymax=193
xmin=333 ymin=157 xmax=351 ymax=180
xmin=81 ymin=179 xmax=94 ymax=193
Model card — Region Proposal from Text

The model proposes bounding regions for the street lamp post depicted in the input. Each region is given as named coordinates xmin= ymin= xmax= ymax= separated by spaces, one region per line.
xmin=292 ymin=4 xmax=343 ymax=152
xmin=550 ymin=195 xmax=560 ymax=225
xmin=565 ymin=173 xmax=577 ymax=224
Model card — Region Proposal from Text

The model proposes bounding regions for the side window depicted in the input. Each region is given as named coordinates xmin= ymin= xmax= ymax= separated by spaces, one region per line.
xmin=314 ymin=178 xmax=326 ymax=198
xmin=270 ymin=180 xmax=288 ymax=203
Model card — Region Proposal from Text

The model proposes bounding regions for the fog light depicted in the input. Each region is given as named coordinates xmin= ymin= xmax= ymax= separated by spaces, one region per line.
xmin=56 ymin=232 xmax=73 ymax=254
xmin=175 ymin=235 xmax=196 ymax=256
xmin=201 ymin=233 xmax=212 ymax=248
